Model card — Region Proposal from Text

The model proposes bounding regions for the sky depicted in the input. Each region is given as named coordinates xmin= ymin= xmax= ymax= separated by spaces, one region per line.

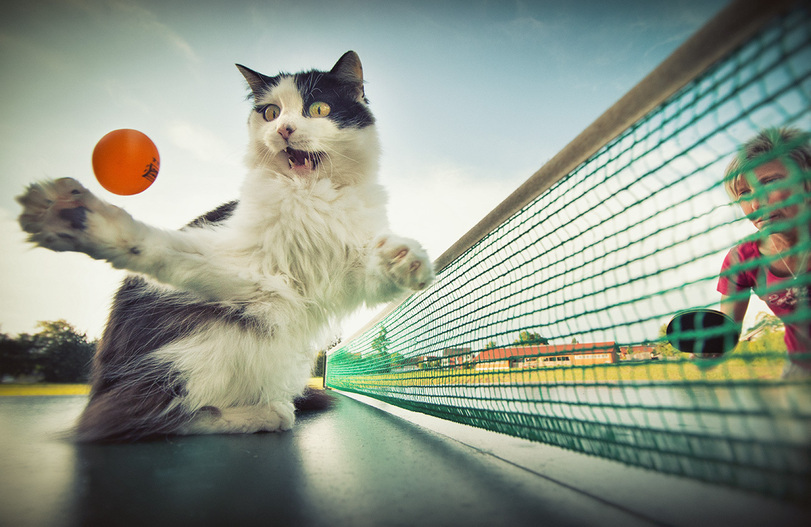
xmin=0 ymin=0 xmax=732 ymax=340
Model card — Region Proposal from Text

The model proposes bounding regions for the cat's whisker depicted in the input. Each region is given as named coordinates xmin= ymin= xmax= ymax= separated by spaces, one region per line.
xmin=319 ymin=142 xmax=358 ymax=166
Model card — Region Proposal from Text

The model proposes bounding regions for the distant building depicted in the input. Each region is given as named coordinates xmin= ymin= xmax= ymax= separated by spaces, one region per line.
xmin=391 ymin=356 xmax=423 ymax=373
xmin=619 ymin=344 xmax=658 ymax=361
xmin=441 ymin=348 xmax=473 ymax=367
xmin=473 ymin=342 xmax=619 ymax=371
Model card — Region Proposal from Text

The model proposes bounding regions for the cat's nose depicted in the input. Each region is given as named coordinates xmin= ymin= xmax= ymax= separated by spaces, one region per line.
xmin=278 ymin=124 xmax=295 ymax=140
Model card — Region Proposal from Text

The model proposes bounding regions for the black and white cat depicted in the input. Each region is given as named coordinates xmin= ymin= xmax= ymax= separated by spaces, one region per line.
xmin=16 ymin=51 xmax=434 ymax=441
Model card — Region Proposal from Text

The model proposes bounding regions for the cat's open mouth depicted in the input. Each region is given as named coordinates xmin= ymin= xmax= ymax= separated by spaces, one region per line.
xmin=285 ymin=147 xmax=322 ymax=172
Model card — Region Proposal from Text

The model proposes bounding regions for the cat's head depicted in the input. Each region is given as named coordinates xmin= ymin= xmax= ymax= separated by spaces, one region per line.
xmin=237 ymin=51 xmax=379 ymax=186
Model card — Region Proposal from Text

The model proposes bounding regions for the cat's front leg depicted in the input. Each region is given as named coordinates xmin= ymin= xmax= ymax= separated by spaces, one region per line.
xmin=367 ymin=234 xmax=435 ymax=301
xmin=16 ymin=178 xmax=258 ymax=302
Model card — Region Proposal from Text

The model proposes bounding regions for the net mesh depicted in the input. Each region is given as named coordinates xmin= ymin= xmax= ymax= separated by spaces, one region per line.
xmin=326 ymin=6 xmax=811 ymax=498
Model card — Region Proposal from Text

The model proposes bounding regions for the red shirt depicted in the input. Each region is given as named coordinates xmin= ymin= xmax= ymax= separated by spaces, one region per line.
xmin=717 ymin=241 xmax=811 ymax=367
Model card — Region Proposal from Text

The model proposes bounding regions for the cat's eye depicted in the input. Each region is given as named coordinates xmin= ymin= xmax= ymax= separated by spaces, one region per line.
xmin=308 ymin=102 xmax=331 ymax=118
xmin=263 ymin=104 xmax=281 ymax=122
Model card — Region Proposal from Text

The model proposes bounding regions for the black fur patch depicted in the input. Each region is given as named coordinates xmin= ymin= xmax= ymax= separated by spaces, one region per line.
xmin=76 ymin=202 xmax=262 ymax=442
xmin=240 ymin=53 xmax=375 ymax=130
xmin=184 ymin=200 xmax=238 ymax=229
xmin=77 ymin=276 xmax=256 ymax=442
xmin=294 ymin=387 xmax=335 ymax=412
xmin=58 ymin=206 xmax=87 ymax=229
xmin=294 ymin=70 xmax=375 ymax=129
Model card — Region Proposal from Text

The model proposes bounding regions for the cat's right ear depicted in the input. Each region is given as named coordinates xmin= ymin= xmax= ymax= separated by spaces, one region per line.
xmin=330 ymin=51 xmax=366 ymax=103
xmin=236 ymin=64 xmax=275 ymax=99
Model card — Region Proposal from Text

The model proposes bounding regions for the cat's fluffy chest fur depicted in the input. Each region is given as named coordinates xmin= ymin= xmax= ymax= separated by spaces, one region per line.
xmin=16 ymin=51 xmax=433 ymax=441
xmin=228 ymin=175 xmax=386 ymax=301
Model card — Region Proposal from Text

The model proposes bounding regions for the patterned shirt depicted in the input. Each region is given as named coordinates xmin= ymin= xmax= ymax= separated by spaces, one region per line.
xmin=717 ymin=241 xmax=811 ymax=367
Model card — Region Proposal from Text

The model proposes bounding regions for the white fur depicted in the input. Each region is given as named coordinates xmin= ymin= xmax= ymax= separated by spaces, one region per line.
xmin=16 ymin=66 xmax=434 ymax=436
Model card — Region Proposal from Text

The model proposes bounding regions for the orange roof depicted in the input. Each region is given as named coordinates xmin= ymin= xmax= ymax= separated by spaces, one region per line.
xmin=476 ymin=342 xmax=617 ymax=362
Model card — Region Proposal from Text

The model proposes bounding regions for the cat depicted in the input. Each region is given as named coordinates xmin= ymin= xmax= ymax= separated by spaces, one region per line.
xmin=16 ymin=51 xmax=434 ymax=442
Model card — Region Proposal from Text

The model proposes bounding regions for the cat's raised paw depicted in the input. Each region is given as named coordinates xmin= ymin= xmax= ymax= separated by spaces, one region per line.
xmin=16 ymin=177 xmax=136 ymax=262
xmin=17 ymin=178 xmax=87 ymax=249
xmin=16 ymin=178 xmax=104 ymax=253
xmin=374 ymin=235 xmax=435 ymax=291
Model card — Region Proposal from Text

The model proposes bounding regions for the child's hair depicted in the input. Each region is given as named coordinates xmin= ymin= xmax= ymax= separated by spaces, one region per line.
xmin=723 ymin=126 xmax=811 ymax=200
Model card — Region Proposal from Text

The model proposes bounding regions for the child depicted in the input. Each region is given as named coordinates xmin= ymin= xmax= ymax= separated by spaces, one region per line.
xmin=718 ymin=127 xmax=811 ymax=379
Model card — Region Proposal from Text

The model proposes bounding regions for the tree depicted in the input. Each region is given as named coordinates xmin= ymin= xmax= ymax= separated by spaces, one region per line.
xmin=655 ymin=325 xmax=681 ymax=358
xmin=371 ymin=326 xmax=389 ymax=355
xmin=737 ymin=313 xmax=787 ymax=356
xmin=0 ymin=320 xmax=96 ymax=382
xmin=313 ymin=336 xmax=341 ymax=377
xmin=0 ymin=332 xmax=33 ymax=378
xmin=369 ymin=326 xmax=394 ymax=372
xmin=744 ymin=312 xmax=785 ymax=339
xmin=313 ymin=350 xmax=327 ymax=377
xmin=514 ymin=330 xmax=549 ymax=345
xmin=31 ymin=320 xmax=96 ymax=382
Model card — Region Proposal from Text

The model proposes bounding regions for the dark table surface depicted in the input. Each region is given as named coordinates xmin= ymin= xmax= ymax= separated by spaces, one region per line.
xmin=1 ymin=392 xmax=808 ymax=527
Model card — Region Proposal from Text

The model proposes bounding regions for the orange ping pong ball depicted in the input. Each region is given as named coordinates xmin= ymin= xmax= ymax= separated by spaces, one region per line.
xmin=92 ymin=129 xmax=160 ymax=195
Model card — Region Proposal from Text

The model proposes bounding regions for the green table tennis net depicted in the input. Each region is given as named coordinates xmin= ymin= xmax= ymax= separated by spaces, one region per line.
xmin=326 ymin=5 xmax=811 ymax=498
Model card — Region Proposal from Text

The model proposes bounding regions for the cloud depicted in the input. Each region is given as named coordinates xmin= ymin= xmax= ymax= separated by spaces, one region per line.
xmin=111 ymin=1 xmax=199 ymax=62
xmin=0 ymin=31 xmax=69 ymax=73
xmin=383 ymin=162 xmax=523 ymax=262
xmin=498 ymin=16 xmax=547 ymax=40
xmin=77 ymin=0 xmax=200 ymax=64
xmin=166 ymin=121 xmax=236 ymax=165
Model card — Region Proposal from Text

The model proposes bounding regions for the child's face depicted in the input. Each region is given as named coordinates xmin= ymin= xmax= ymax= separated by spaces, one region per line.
xmin=735 ymin=159 xmax=805 ymax=232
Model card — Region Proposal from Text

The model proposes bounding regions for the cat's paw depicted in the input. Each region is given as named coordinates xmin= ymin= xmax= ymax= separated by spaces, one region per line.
xmin=267 ymin=401 xmax=296 ymax=431
xmin=17 ymin=178 xmax=92 ymax=252
xmin=374 ymin=235 xmax=435 ymax=291
xmin=16 ymin=177 xmax=134 ymax=260
xmin=183 ymin=402 xmax=296 ymax=435
xmin=232 ymin=402 xmax=295 ymax=432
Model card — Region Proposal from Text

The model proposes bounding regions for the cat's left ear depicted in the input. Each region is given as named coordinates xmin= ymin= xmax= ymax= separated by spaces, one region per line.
xmin=331 ymin=51 xmax=366 ymax=103
xmin=236 ymin=64 xmax=276 ymax=99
